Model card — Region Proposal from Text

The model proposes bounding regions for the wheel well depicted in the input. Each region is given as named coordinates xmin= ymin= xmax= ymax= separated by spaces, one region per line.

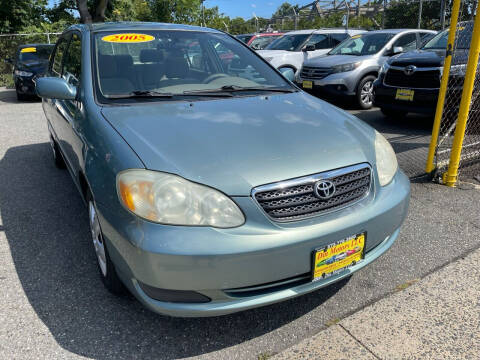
xmin=356 ymin=72 xmax=378 ymax=93
xmin=78 ymin=172 xmax=89 ymax=201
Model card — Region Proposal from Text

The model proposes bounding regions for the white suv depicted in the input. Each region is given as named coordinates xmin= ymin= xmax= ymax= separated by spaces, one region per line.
xmin=257 ymin=29 xmax=366 ymax=76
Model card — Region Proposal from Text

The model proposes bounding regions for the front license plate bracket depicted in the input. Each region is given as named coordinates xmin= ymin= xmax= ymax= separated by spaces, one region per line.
xmin=312 ymin=232 xmax=366 ymax=281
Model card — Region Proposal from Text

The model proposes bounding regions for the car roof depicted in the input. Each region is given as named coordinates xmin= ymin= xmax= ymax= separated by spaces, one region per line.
xmin=283 ymin=28 xmax=366 ymax=35
xmin=255 ymin=32 xmax=284 ymax=37
xmin=18 ymin=43 xmax=55 ymax=48
xmin=364 ymin=29 xmax=436 ymax=34
xmin=66 ymin=22 xmax=224 ymax=34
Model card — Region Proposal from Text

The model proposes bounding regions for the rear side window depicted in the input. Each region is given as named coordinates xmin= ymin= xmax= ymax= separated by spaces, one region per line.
xmin=63 ymin=33 xmax=82 ymax=86
xmin=51 ymin=37 xmax=69 ymax=77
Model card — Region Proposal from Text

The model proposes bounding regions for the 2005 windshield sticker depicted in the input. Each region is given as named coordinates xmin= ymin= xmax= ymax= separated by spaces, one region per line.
xmin=21 ymin=47 xmax=36 ymax=53
xmin=101 ymin=33 xmax=155 ymax=43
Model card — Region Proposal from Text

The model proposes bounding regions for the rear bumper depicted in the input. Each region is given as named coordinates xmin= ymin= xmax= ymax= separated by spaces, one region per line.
xmin=97 ymin=170 xmax=410 ymax=317
xmin=373 ymin=77 xmax=438 ymax=115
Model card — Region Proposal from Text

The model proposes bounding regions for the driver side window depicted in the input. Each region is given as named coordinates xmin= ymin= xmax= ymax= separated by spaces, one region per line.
xmin=393 ymin=33 xmax=417 ymax=52
xmin=305 ymin=34 xmax=330 ymax=50
xmin=51 ymin=37 xmax=69 ymax=77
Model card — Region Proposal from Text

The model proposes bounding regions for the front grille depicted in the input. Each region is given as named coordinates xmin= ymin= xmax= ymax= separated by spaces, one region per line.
xmin=300 ymin=66 xmax=332 ymax=80
xmin=384 ymin=68 xmax=441 ymax=89
xmin=253 ymin=164 xmax=371 ymax=222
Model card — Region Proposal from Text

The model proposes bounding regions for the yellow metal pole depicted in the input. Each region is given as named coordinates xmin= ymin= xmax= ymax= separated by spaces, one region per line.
xmin=444 ymin=10 xmax=480 ymax=186
xmin=425 ymin=0 xmax=462 ymax=174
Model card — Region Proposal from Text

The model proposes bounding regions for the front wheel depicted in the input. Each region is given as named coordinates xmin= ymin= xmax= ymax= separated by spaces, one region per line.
xmin=87 ymin=193 xmax=125 ymax=295
xmin=16 ymin=90 xmax=27 ymax=101
xmin=356 ymin=75 xmax=376 ymax=109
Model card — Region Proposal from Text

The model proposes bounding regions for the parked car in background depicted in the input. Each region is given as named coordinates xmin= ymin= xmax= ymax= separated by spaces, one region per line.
xmin=297 ymin=29 xmax=437 ymax=109
xmin=373 ymin=22 xmax=473 ymax=118
xmin=6 ymin=43 xmax=55 ymax=100
xmin=257 ymin=28 xmax=366 ymax=76
xmin=235 ymin=33 xmax=255 ymax=44
xmin=36 ymin=22 xmax=410 ymax=317
xmin=247 ymin=32 xmax=284 ymax=50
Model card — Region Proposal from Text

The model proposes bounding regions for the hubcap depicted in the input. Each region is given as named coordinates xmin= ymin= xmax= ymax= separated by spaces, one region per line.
xmin=360 ymin=81 xmax=373 ymax=106
xmin=89 ymin=201 xmax=107 ymax=277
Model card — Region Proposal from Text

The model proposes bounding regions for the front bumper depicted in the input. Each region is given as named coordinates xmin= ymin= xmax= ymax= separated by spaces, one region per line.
xmin=373 ymin=76 xmax=439 ymax=115
xmin=14 ymin=75 xmax=36 ymax=95
xmin=296 ymin=71 xmax=359 ymax=96
xmin=97 ymin=170 xmax=410 ymax=317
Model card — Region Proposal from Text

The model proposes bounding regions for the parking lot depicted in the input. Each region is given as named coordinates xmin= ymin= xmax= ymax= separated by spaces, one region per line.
xmin=1 ymin=87 xmax=479 ymax=359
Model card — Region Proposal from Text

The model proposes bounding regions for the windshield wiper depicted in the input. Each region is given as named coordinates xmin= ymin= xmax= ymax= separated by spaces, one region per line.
xmin=105 ymin=90 xmax=174 ymax=99
xmin=183 ymin=85 xmax=297 ymax=96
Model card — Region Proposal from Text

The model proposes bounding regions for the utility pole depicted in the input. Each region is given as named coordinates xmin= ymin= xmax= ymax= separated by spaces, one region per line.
xmin=440 ymin=0 xmax=446 ymax=30
xmin=200 ymin=0 xmax=205 ymax=27
xmin=418 ymin=0 xmax=423 ymax=29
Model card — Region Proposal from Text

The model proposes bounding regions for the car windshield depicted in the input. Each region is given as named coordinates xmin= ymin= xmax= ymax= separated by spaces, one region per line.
xmin=265 ymin=34 xmax=310 ymax=51
xmin=236 ymin=34 xmax=254 ymax=44
xmin=422 ymin=23 xmax=472 ymax=50
xmin=329 ymin=33 xmax=394 ymax=56
xmin=18 ymin=46 xmax=53 ymax=62
xmin=250 ymin=35 xmax=280 ymax=50
xmin=93 ymin=30 xmax=294 ymax=101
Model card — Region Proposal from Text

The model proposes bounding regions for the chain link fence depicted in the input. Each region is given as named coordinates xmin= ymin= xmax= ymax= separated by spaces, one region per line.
xmin=429 ymin=1 xmax=480 ymax=185
xmin=0 ymin=33 xmax=60 ymax=87
xmin=268 ymin=0 xmax=449 ymax=32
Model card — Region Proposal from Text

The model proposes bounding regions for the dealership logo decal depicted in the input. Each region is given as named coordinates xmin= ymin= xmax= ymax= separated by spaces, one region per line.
xmin=404 ymin=65 xmax=417 ymax=76
xmin=314 ymin=180 xmax=336 ymax=199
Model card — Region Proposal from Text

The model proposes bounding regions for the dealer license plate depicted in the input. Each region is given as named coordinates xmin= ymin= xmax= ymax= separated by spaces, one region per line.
xmin=312 ymin=233 xmax=365 ymax=281
xmin=395 ymin=88 xmax=414 ymax=101
xmin=303 ymin=80 xmax=313 ymax=89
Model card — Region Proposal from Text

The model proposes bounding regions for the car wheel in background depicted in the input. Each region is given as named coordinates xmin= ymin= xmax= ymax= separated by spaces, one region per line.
xmin=381 ymin=108 xmax=408 ymax=119
xmin=356 ymin=75 xmax=376 ymax=110
xmin=87 ymin=192 xmax=125 ymax=295
xmin=16 ymin=89 xmax=27 ymax=101
xmin=49 ymin=136 xmax=66 ymax=169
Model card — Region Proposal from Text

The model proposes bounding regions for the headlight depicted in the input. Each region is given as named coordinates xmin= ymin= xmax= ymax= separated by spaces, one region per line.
xmin=374 ymin=131 xmax=398 ymax=186
xmin=331 ymin=62 xmax=361 ymax=74
xmin=379 ymin=62 xmax=390 ymax=76
xmin=449 ymin=64 xmax=466 ymax=76
xmin=14 ymin=70 xmax=33 ymax=77
xmin=117 ymin=170 xmax=245 ymax=228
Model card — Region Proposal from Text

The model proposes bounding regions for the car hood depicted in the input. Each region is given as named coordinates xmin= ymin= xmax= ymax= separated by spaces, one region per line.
xmin=303 ymin=54 xmax=374 ymax=68
xmin=101 ymin=92 xmax=375 ymax=196
xmin=389 ymin=50 xmax=445 ymax=67
xmin=257 ymin=49 xmax=294 ymax=58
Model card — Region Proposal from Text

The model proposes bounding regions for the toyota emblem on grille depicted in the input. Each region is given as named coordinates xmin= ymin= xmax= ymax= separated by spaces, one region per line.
xmin=314 ymin=180 xmax=336 ymax=199
xmin=404 ymin=65 xmax=417 ymax=76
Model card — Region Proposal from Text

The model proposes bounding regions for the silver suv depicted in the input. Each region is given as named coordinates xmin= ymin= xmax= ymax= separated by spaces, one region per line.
xmin=296 ymin=29 xmax=436 ymax=109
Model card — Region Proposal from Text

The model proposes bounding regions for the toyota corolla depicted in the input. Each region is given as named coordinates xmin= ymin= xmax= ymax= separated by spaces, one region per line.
xmin=36 ymin=22 xmax=410 ymax=317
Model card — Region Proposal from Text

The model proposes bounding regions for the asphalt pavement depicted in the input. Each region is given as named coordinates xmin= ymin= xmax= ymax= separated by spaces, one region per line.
xmin=1 ymin=87 xmax=479 ymax=359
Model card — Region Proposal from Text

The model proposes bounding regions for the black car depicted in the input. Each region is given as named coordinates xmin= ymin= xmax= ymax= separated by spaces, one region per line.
xmin=373 ymin=22 xmax=473 ymax=118
xmin=7 ymin=44 xmax=55 ymax=100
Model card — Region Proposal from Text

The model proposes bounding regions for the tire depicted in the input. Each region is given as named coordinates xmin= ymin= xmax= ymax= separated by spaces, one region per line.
xmin=16 ymin=90 xmax=27 ymax=101
xmin=87 ymin=192 xmax=125 ymax=295
xmin=380 ymin=108 xmax=407 ymax=119
xmin=356 ymin=75 xmax=376 ymax=109
xmin=49 ymin=136 xmax=66 ymax=169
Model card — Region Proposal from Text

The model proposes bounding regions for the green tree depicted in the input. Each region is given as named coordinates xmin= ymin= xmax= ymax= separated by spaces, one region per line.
xmin=0 ymin=0 xmax=48 ymax=33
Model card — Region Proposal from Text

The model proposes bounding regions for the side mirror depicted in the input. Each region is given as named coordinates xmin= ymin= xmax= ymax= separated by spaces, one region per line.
xmin=279 ymin=67 xmax=295 ymax=82
xmin=302 ymin=44 xmax=316 ymax=52
xmin=36 ymin=77 xmax=77 ymax=100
